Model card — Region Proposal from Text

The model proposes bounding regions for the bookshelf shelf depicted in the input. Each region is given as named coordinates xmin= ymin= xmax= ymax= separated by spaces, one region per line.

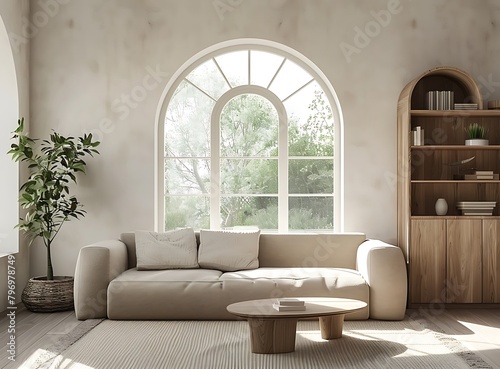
xmin=411 ymin=145 xmax=500 ymax=150
xmin=411 ymin=215 xmax=500 ymax=219
xmin=411 ymin=180 xmax=500 ymax=183
xmin=411 ymin=109 xmax=500 ymax=117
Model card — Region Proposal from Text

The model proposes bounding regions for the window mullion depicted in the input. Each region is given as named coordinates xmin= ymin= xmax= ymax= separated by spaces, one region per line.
xmin=267 ymin=58 xmax=286 ymax=90
xmin=278 ymin=113 xmax=288 ymax=232
xmin=248 ymin=50 xmax=251 ymax=85
xmin=213 ymin=58 xmax=232 ymax=89
xmin=282 ymin=78 xmax=315 ymax=103
xmin=185 ymin=78 xmax=217 ymax=102
xmin=211 ymin=108 xmax=221 ymax=230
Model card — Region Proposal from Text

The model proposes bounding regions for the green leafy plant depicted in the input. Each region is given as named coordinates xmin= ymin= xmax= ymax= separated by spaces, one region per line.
xmin=465 ymin=123 xmax=487 ymax=139
xmin=8 ymin=118 xmax=100 ymax=280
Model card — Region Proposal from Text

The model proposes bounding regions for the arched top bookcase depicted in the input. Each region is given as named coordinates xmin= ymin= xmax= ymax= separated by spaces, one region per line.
xmin=397 ymin=66 xmax=485 ymax=261
xmin=397 ymin=66 xmax=500 ymax=306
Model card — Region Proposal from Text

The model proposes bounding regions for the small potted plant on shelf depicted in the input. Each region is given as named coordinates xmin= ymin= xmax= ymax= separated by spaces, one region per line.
xmin=465 ymin=122 xmax=488 ymax=146
xmin=8 ymin=118 xmax=100 ymax=312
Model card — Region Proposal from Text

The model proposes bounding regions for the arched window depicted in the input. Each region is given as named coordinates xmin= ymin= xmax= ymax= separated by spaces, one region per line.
xmin=156 ymin=41 xmax=343 ymax=232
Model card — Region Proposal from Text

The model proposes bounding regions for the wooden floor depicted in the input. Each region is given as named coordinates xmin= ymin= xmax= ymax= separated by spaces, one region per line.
xmin=409 ymin=308 xmax=500 ymax=369
xmin=0 ymin=304 xmax=82 ymax=369
xmin=1 ymin=306 xmax=499 ymax=369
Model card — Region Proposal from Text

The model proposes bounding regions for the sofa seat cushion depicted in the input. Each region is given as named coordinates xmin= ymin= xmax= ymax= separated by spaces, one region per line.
xmin=221 ymin=267 xmax=364 ymax=286
xmin=107 ymin=268 xmax=225 ymax=320
xmin=107 ymin=267 xmax=369 ymax=320
xmin=220 ymin=268 xmax=368 ymax=312
xmin=111 ymin=268 xmax=223 ymax=282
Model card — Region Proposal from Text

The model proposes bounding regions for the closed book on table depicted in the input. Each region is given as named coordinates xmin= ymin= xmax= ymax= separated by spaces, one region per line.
xmin=275 ymin=298 xmax=305 ymax=306
xmin=272 ymin=303 xmax=306 ymax=312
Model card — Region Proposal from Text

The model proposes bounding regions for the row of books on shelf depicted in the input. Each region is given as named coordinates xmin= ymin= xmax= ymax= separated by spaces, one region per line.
xmin=424 ymin=90 xmax=478 ymax=110
xmin=425 ymin=91 xmax=454 ymax=110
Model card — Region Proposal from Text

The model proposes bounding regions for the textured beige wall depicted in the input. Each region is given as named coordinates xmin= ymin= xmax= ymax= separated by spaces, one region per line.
xmin=28 ymin=0 xmax=500 ymax=277
xmin=0 ymin=0 xmax=30 ymax=311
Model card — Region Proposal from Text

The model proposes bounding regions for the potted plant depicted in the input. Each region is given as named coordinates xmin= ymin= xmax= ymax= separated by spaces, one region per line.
xmin=8 ymin=118 xmax=100 ymax=312
xmin=465 ymin=123 xmax=489 ymax=146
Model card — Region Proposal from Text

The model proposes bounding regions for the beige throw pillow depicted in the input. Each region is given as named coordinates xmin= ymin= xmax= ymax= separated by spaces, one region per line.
xmin=135 ymin=228 xmax=198 ymax=270
xmin=198 ymin=229 xmax=260 ymax=271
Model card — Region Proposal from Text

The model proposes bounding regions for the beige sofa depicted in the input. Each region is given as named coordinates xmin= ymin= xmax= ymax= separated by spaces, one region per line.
xmin=74 ymin=232 xmax=407 ymax=321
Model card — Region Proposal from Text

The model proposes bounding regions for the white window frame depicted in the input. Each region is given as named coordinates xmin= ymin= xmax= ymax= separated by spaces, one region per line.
xmin=212 ymin=85 xmax=287 ymax=230
xmin=155 ymin=39 xmax=344 ymax=232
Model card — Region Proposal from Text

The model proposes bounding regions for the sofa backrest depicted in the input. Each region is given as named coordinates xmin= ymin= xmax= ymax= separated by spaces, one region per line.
xmin=259 ymin=233 xmax=366 ymax=269
xmin=120 ymin=232 xmax=366 ymax=270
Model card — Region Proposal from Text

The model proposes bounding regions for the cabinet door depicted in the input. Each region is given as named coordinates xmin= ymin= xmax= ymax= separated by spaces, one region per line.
xmin=447 ymin=219 xmax=482 ymax=303
xmin=410 ymin=219 xmax=446 ymax=303
xmin=483 ymin=219 xmax=500 ymax=303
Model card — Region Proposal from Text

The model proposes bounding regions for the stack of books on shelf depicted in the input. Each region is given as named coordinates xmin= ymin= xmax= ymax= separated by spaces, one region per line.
xmin=464 ymin=170 xmax=499 ymax=180
xmin=454 ymin=103 xmax=478 ymax=110
xmin=272 ymin=298 xmax=306 ymax=311
xmin=425 ymin=90 xmax=454 ymax=110
xmin=456 ymin=201 xmax=497 ymax=216
xmin=411 ymin=126 xmax=424 ymax=146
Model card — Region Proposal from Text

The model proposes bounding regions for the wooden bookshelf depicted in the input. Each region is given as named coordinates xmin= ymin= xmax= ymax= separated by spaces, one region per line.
xmin=398 ymin=66 xmax=500 ymax=305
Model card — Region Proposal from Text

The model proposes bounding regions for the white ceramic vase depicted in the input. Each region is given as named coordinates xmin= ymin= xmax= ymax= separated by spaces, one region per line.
xmin=435 ymin=198 xmax=448 ymax=216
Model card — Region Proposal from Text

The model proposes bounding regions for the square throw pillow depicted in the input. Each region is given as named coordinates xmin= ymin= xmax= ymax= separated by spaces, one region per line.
xmin=198 ymin=229 xmax=260 ymax=271
xmin=135 ymin=228 xmax=198 ymax=270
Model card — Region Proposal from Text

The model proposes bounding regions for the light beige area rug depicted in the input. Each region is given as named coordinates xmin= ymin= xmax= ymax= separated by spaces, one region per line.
xmin=24 ymin=315 xmax=492 ymax=369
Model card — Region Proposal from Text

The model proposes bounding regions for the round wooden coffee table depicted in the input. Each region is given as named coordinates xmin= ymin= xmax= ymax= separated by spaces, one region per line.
xmin=227 ymin=297 xmax=367 ymax=354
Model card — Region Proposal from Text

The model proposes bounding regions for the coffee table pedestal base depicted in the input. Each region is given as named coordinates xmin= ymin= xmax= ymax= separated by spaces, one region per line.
xmin=247 ymin=314 xmax=345 ymax=354
xmin=248 ymin=318 xmax=298 ymax=354
xmin=319 ymin=314 xmax=345 ymax=339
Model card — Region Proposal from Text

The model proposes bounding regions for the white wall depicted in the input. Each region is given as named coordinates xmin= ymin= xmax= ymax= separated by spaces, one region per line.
xmin=29 ymin=0 xmax=500 ymax=277
xmin=0 ymin=0 xmax=30 ymax=310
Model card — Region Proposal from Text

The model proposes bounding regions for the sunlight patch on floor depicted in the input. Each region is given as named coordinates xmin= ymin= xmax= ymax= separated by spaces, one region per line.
xmin=453 ymin=320 xmax=500 ymax=348
xmin=51 ymin=356 xmax=95 ymax=369
xmin=17 ymin=348 xmax=55 ymax=369
xmin=17 ymin=349 xmax=95 ymax=369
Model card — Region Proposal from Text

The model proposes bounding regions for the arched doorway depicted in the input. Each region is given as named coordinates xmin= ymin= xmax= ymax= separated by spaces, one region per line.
xmin=0 ymin=14 xmax=20 ymax=254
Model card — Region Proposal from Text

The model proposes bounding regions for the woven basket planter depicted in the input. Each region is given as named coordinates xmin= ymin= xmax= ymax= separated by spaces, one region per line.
xmin=21 ymin=276 xmax=74 ymax=313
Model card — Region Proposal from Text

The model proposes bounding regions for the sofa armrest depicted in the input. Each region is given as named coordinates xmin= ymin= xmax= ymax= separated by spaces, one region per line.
xmin=356 ymin=239 xmax=407 ymax=320
xmin=74 ymin=240 xmax=129 ymax=320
